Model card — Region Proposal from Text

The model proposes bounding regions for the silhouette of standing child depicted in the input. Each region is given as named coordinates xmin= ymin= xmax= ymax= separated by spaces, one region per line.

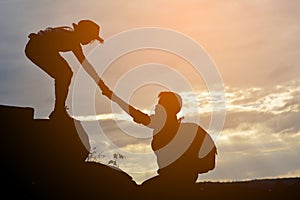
xmin=98 ymin=80 xmax=217 ymax=186
xmin=25 ymin=20 xmax=104 ymax=119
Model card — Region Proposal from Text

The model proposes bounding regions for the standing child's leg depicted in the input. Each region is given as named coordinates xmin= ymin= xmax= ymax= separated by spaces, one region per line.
xmin=50 ymin=56 xmax=73 ymax=119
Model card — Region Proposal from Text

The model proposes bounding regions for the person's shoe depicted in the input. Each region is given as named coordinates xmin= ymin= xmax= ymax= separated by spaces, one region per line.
xmin=49 ymin=107 xmax=71 ymax=120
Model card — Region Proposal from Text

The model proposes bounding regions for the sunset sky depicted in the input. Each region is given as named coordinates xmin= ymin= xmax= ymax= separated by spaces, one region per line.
xmin=0 ymin=0 xmax=299 ymax=184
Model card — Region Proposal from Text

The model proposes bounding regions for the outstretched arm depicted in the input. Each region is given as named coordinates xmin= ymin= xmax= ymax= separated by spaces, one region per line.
xmin=98 ymin=80 xmax=151 ymax=126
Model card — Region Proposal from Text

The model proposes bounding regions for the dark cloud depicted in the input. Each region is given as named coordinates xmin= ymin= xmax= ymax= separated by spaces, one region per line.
xmin=97 ymin=119 xmax=151 ymax=148
xmin=201 ymin=148 xmax=300 ymax=181
xmin=265 ymin=111 xmax=300 ymax=134
xmin=221 ymin=109 xmax=300 ymax=135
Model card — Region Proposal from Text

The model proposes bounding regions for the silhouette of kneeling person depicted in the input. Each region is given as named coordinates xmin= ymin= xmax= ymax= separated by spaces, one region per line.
xmin=25 ymin=20 xmax=104 ymax=119
xmin=98 ymin=80 xmax=217 ymax=186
